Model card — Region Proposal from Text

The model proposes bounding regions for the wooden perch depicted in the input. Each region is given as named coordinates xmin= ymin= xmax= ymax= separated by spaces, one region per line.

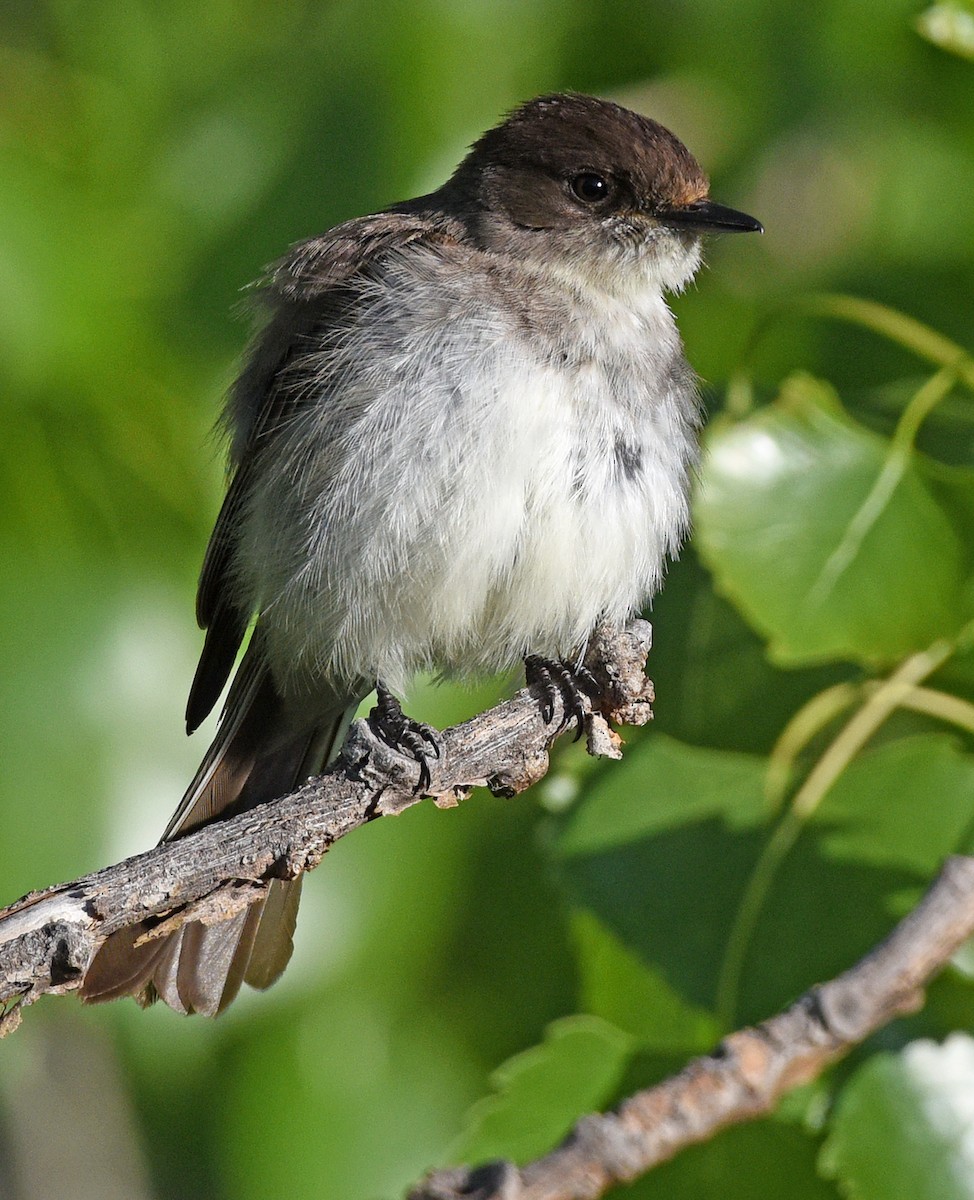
xmin=408 ymin=854 xmax=974 ymax=1200
xmin=5 ymin=613 xmax=971 ymax=1200
xmin=0 ymin=622 xmax=654 ymax=1033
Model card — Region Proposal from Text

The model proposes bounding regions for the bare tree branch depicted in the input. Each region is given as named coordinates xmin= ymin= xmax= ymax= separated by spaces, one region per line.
xmin=408 ymin=854 xmax=974 ymax=1200
xmin=0 ymin=622 xmax=654 ymax=1033
xmin=9 ymin=612 xmax=969 ymax=1200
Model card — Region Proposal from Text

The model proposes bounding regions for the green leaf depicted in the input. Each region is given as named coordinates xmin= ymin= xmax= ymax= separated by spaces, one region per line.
xmin=813 ymin=735 xmax=974 ymax=874
xmin=551 ymin=732 xmax=974 ymax=1026
xmin=820 ymin=1035 xmax=974 ymax=1198
xmin=646 ymin=547 xmax=853 ymax=755
xmin=732 ymin=735 xmax=974 ymax=1024
xmin=555 ymin=734 xmax=768 ymax=858
xmin=923 ymin=458 xmax=974 ymax=577
xmin=448 ymin=1016 xmax=632 ymax=1166
xmin=552 ymin=734 xmax=770 ymax=1012
xmin=695 ymin=373 xmax=969 ymax=667
xmin=625 ymin=1117 xmax=838 ymax=1199
xmin=917 ymin=4 xmax=974 ymax=61
xmin=572 ymin=909 xmax=720 ymax=1053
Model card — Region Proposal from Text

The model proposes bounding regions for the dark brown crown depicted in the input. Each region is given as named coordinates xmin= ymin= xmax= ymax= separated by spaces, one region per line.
xmin=456 ymin=92 xmax=709 ymax=213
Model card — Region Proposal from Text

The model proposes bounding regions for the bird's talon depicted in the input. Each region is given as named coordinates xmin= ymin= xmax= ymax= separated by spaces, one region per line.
xmin=369 ymin=683 xmax=442 ymax=794
xmin=574 ymin=664 xmax=600 ymax=698
xmin=525 ymin=654 xmax=595 ymax=737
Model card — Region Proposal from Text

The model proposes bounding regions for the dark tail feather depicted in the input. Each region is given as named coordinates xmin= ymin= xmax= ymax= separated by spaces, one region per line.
xmin=246 ymin=875 xmax=303 ymax=989
xmin=81 ymin=645 xmax=356 ymax=1015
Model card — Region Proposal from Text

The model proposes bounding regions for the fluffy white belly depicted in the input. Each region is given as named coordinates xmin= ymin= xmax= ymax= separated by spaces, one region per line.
xmin=418 ymin=356 xmax=692 ymax=673
xmin=242 ymin=265 xmax=698 ymax=696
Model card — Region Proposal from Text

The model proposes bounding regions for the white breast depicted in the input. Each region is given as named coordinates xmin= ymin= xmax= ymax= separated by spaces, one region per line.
xmin=422 ymin=286 xmax=696 ymax=673
xmin=240 ymin=249 xmax=699 ymax=697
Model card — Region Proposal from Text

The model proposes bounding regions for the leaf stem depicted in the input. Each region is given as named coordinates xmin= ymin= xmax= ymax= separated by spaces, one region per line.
xmin=887 ymin=684 xmax=974 ymax=737
xmin=891 ymin=364 xmax=963 ymax=455
xmin=804 ymin=366 xmax=959 ymax=608
xmin=739 ymin=292 xmax=974 ymax=395
xmin=715 ymin=632 xmax=962 ymax=1029
xmin=764 ymin=683 xmax=862 ymax=813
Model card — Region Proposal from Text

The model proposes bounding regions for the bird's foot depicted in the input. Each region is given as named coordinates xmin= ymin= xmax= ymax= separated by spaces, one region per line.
xmin=369 ymin=684 xmax=441 ymax=793
xmin=524 ymin=654 xmax=600 ymax=741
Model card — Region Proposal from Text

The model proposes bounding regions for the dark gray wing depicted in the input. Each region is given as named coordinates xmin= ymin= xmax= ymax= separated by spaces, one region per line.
xmin=184 ymin=212 xmax=454 ymax=733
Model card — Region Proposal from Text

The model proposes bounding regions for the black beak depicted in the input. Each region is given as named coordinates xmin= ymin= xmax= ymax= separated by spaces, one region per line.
xmin=658 ymin=198 xmax=763 ymax=234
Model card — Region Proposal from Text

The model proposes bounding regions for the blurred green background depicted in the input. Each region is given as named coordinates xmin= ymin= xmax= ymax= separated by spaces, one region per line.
xmin=2 ymin=2 xmax=974 ymax=1198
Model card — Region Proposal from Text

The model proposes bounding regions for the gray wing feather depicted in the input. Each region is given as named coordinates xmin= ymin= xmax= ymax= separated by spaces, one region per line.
xmin=186 ymin=212 xmax=453 ymax=732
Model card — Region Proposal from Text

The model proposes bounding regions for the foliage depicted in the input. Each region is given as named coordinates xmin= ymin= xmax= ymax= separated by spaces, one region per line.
xmin=2 ymin=2 xmax=974 ymax=1198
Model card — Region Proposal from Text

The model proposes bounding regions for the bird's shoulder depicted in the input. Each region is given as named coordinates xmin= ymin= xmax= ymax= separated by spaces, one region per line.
xmin=186 ymin=207 xmax=474 ymax=725
xmin=264 ymin=207 xmax=473 ymax=304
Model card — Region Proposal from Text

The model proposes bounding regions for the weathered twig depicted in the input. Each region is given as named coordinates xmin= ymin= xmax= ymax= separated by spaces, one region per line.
xmin=5 ymin=617 xmax=971 ymax=1199
xmin=0 ymin=622 xmax=654 ymax=1033
xmin=408 ymin=854 xmax=974 ymax=1200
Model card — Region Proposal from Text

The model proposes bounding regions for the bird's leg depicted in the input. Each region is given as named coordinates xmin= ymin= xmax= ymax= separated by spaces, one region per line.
xmin=524 ymin=654 xmax=600 ymax=741
xmin=369 ymin=683 xmax=441 ymax=793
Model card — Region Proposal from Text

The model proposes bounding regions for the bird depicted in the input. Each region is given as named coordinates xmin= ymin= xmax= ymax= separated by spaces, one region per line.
xmin=80 ymin=92 xmax=762 ymax=1016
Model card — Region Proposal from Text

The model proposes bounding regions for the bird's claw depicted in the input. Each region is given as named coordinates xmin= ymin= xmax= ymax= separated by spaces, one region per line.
xmin=369 ymin=684 xmax=441 ymax=793
xmin=524 ymin=654 xmax=599 ymax=740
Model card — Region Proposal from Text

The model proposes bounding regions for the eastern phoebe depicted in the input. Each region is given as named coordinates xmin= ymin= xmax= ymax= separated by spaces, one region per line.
xmin=81 ymin=93 xmax=762 ymax=1015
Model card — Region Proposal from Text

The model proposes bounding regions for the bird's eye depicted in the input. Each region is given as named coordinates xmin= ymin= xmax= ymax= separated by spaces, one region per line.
xmin=570 ymin=173 xmax=612 ymax=203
